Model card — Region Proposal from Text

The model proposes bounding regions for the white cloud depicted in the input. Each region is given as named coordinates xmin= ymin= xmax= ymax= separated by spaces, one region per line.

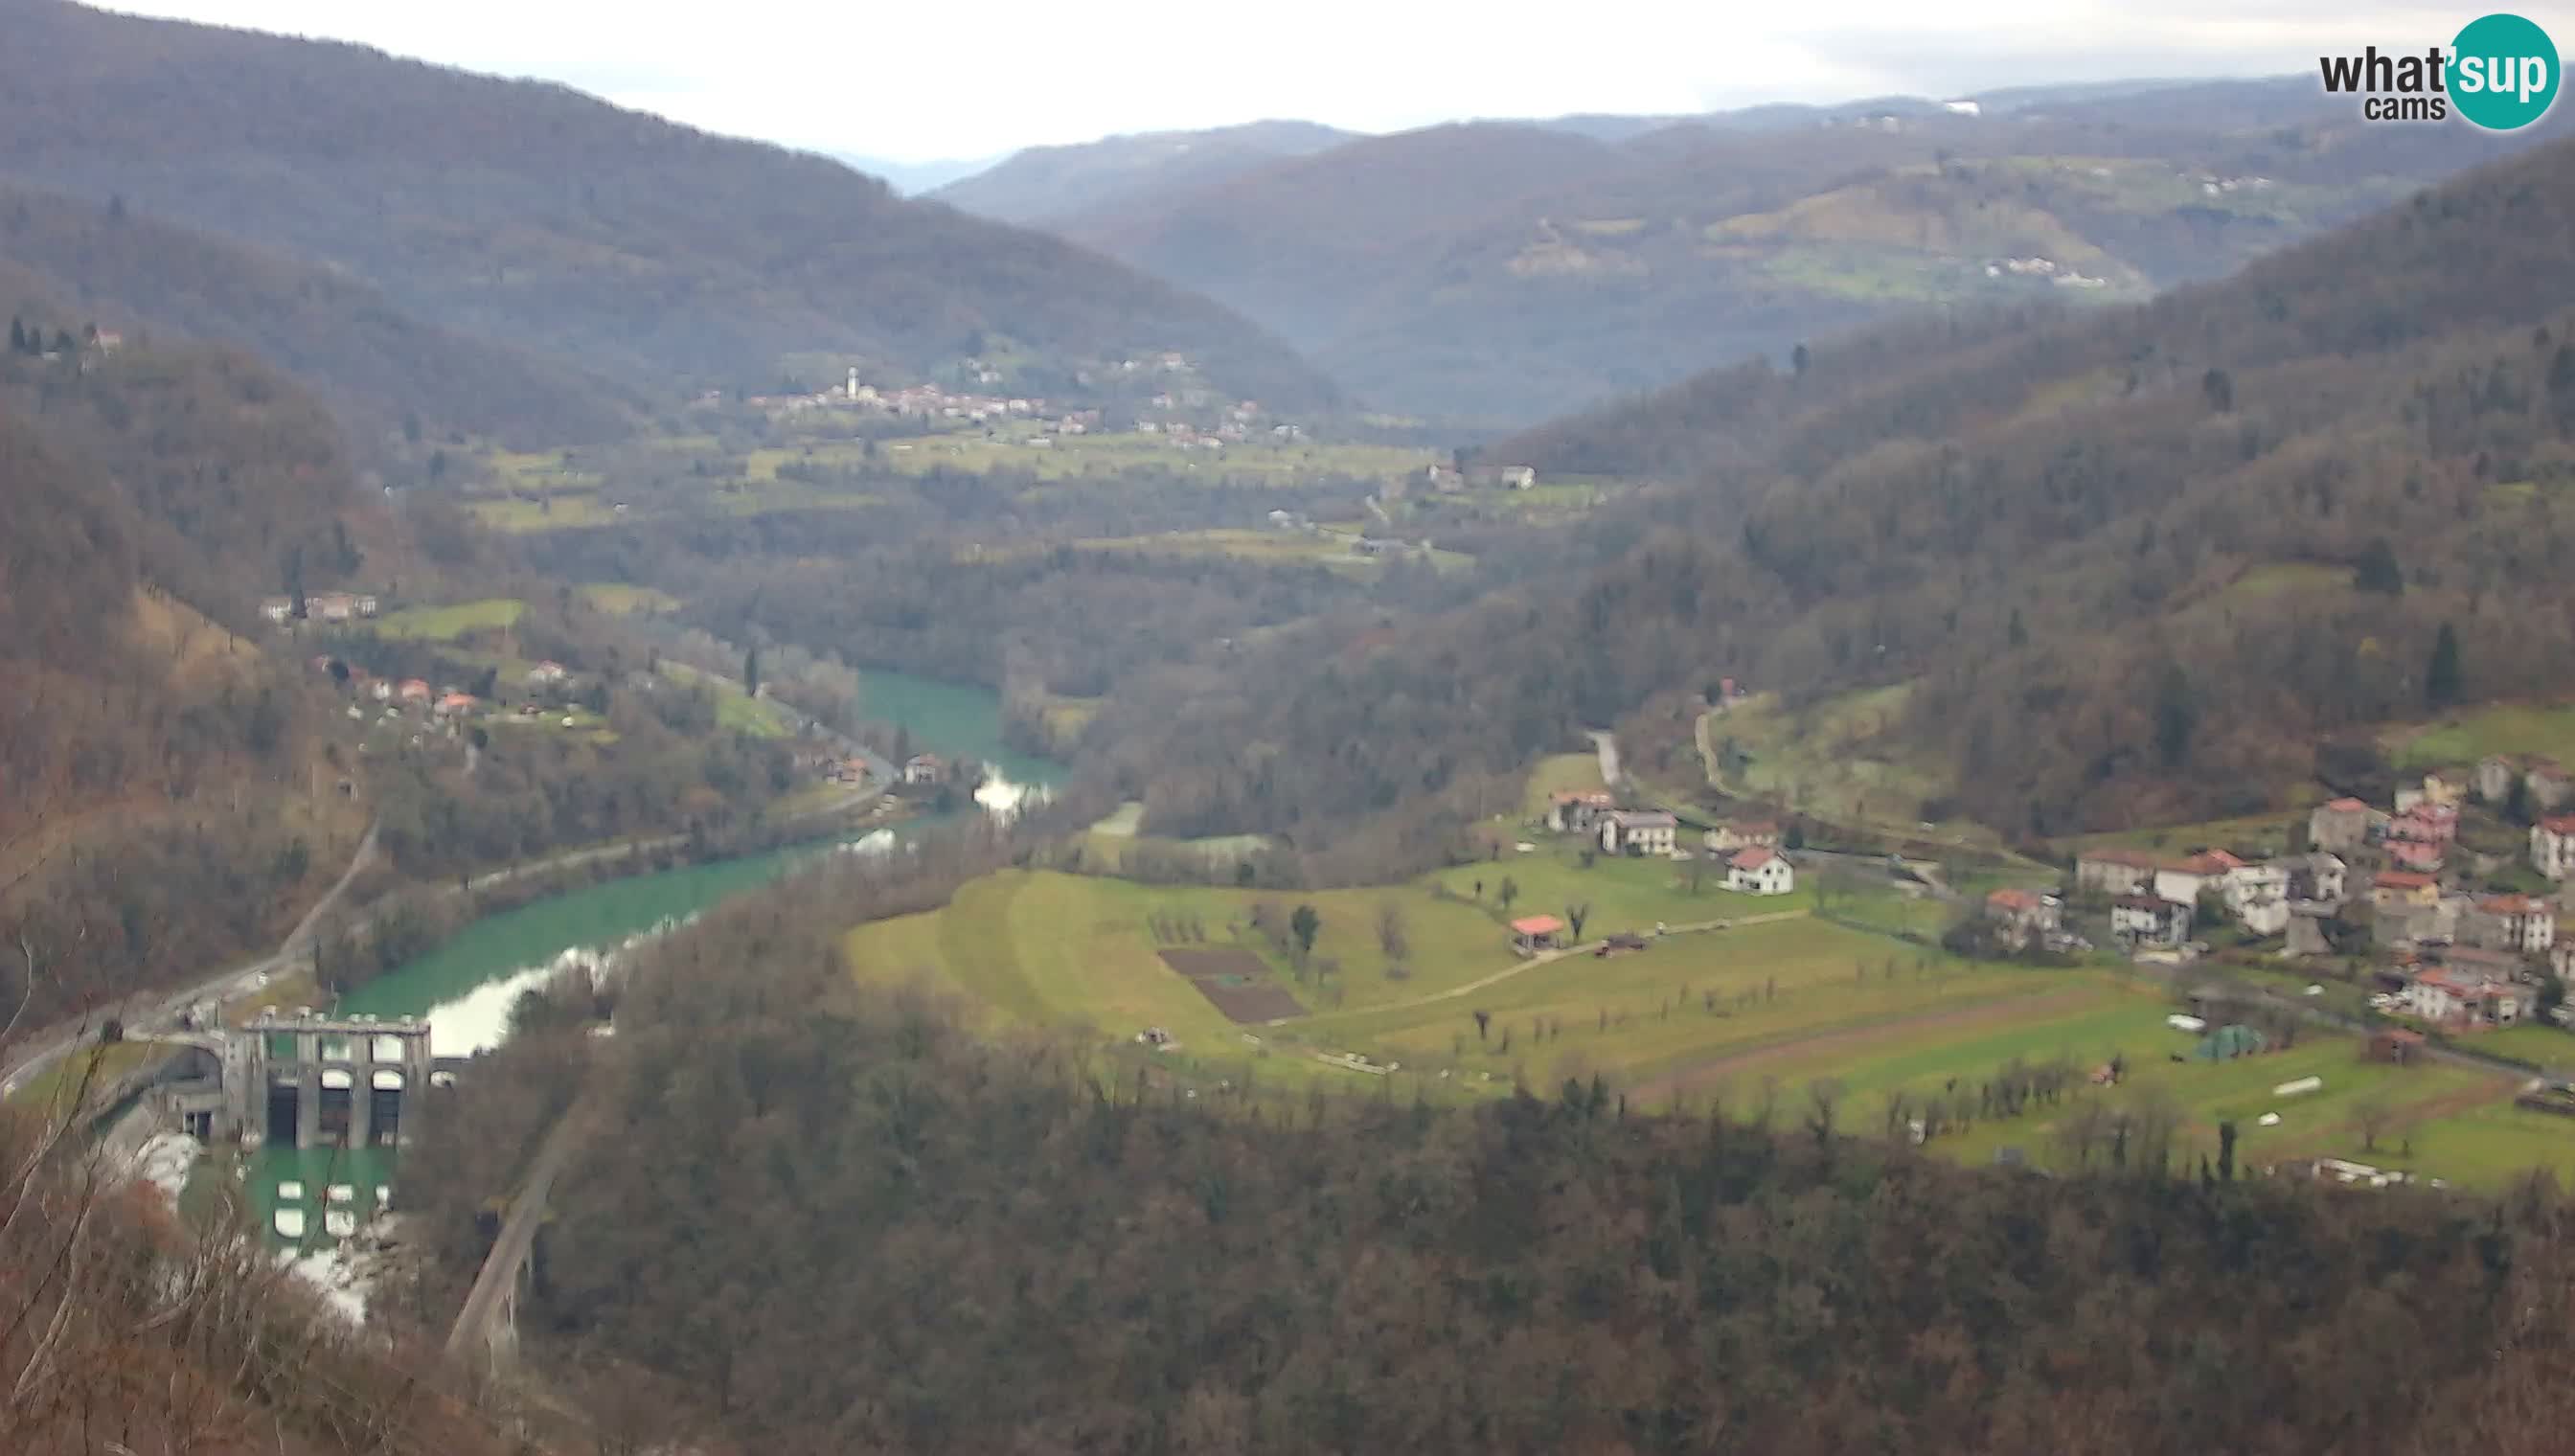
xmin=99 ymin=0 xmax=2572 ymax=162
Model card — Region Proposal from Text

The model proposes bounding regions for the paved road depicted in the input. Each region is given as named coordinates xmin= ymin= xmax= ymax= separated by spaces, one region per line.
xmin=445 ymin=1105 xmax=586 ymax=1363
xmin=0 ymin=819 xmax=380 ymax=1100
xmin=1588 ymin=730 xmax=1623 ymax=788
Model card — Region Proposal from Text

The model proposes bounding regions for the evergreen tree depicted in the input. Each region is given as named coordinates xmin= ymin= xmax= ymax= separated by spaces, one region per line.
xmin=7 ymin=317 xmax=23 ymax=354
xmin=2427 ymin=622 xmax=2463 ymax=709
xmin=2355 ymin=537 xmax=2404 ymax=595
xmin=744 ymin=646 xmax=762 ymax=698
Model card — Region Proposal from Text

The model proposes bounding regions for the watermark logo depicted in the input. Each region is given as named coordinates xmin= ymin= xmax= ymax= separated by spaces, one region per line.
xmin=2318 ymin=12 xmax=2558 ymax=129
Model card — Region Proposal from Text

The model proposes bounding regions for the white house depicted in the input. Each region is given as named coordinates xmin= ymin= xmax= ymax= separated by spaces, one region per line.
xmin=1727 ymin=847 xmax=1795 ymax=896
xmin=2222 ymin=861 xmax=2291 ymax=937
xmin=260 ymin=597 xmax=293 ymax=625
xmin=2532 ymin=815 xmax=2575 ymax=879
xmin=903 ymin=754 xmax=944 ymax=785
xmin=2473 ymin=894 xmax=2557 ymax=956
xmin=2276 ymin=853 xmax=2348 ymax=905
xmin=2153 ymin=851 xmax=2245 ymax=908
xmin=2404 ymin=967 xmax=2532 ymax=1027
xmin=2110 ymin=895 xmax=2191 ymax=948
xmin=1600 ymin=810 xmax=1678 ymax=857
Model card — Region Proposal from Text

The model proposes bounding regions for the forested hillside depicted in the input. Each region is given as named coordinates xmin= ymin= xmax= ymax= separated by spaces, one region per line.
xmin=0 ymin=327 xmax=378 ymax=1023
xmin=1092 ymin=134 xmax=2575 ymax=847
xmin=1044 ymin=80 xmax=2540 ymax=421
xmin=0 ymin=0 xmax=1341 ymax=411
xmin=0 ymin=181 xmax=641 ymax=445
xmin=412 ymin=860 xmax=2575 ymax=1456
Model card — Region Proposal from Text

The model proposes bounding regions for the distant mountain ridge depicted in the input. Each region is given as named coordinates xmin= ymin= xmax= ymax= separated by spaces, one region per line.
xmin=930 ymin=119 xmax=1359 ymax=227
xmin=0 ymin=0 xmax=1342 ymax=415
xmin=943 ymin=77 xmax=2540 ymax=422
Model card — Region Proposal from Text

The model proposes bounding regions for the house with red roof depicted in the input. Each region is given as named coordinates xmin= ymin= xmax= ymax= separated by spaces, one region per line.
xmin=1546 ymin=790 xmax=1616 ymax=834
xmin=2074 ymin=847 xmax=2161 ymax=897
xmin=2468 ymin=894 xmax=2557 ymax=956
xmin=2404 ymin=967 xmax=2533 ymax=1027
xmin=2384 ymin=837 xmax=2445 ymax=874
xmin=2154 ymin=849 xmax=2245 ymax=907
xmin=1983 ymin=887 xmax=2062 ymax=949
xmin=2307 ymin=797 xmax=2376 ymax=854
xmin=2532 ymin=814 xmax=2575 ymax=880
xmin=1726 ymin=846 xmax=1795 ymax=896
xmin=1509 ymin=915 xmax=1563 ymax=956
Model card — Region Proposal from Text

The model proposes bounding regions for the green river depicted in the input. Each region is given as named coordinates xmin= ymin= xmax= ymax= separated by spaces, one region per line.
xmin=246 ymin=669 xmax=1060 ymax=1250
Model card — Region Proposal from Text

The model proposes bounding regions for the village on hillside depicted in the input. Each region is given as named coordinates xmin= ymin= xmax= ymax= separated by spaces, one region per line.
xmin=2031 ymin=758 xmax=2575 ymax=1049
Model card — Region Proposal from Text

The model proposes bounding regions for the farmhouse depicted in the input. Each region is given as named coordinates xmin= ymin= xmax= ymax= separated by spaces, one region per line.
xmin=2531 ymin=815 xmax=2575 ymax=879
xmin=2073 ymin=848 xmax=2159 ymax=897
xmin=2220 ymin=860 xmax=2291 ymax=937
xmin=525 ymin=660 xmax=569 ymax=686
xmin=2476 ymin=755 xmax=2519 ymax=803
xmin=2468 ymin=894 xmax=2556 ymax=956
xmin=396 ymin=678 xmax=431 ymax=704
xmin=2307 ymin=798 xmax=2375 ymax=854
xmin=1547 ymin=790 xmax=1616 ymax=834
xmin=1600 ymin=810 xmax=1678 ymax=857
xmin=1726 ymin=847 xmax=1795 ymax=896
xmin=1704 ymin=819 xmax=1781 ymax=853
xmin=433 ymin=692 xmax=476 ymax=718
xmin=2154 ymin=850 xmax=2245 ymax=907
xmin=2109 ymin=895 xmax=2191 ymax=948
xmin=1509 ymin=915 xmax=1563 ymax=956
xmin=260 ymin=597 xmax=293 ymax=624
xmin=2404 ymin=967 xmax=2533 ymax=1027
xmin=1983 ymin=888 xmax=2061 ymax=949
xmin=903 ymin=754 xmax=945 ymax=785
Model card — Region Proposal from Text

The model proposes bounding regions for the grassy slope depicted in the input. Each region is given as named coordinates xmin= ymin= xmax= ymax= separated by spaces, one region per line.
xmin=373 ymin=598 xmax=526 ymax=641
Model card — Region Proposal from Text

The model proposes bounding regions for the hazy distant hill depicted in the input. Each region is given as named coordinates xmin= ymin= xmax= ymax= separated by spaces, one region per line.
xmin=1026 ymin=79 xmax=2537 ymax=421
xmin=0 ymin=0 xmax=1342 ymax=414
xmin=832 ymin=151 xmax=1005 ymax=195
xmin=0 ymin=181 xmax=641 ymax=446
xmin=932 ymin=119 xmax=1359 ymax=227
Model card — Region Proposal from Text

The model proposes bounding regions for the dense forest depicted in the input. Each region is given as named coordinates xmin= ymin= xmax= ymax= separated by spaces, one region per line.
xmin=0 ymin=180 xmax=641 ymax=447
xmin=1085 ymin=134 xmax=2575 ymax=850
xmin=0 ymin=0 xmax=1339 ymax=412
xmin=405 ymin=853 xmax=2575 ymax=1456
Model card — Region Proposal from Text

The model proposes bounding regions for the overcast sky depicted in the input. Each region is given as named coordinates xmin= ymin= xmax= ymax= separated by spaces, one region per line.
xmin=105 ymin=1 xmax=2538 ymax=164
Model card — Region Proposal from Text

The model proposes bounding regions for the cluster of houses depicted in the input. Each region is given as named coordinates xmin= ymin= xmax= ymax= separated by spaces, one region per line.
xmin=261 ymin=591 xmax=380 ymax=626
xmin=2029 ymin=761 xmax=2575 ymax=1035
xmin=1422 ymin=462 xmax=1538 ymax=491
xmin=1541 ymin=793 xmax=1797 ymax=897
